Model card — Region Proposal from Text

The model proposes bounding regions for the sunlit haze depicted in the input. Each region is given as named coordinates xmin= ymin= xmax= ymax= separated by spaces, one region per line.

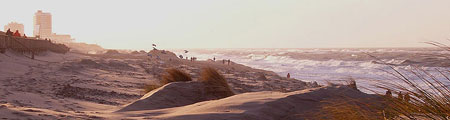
xmin=2 ymin=0 xmax=450 ymax=49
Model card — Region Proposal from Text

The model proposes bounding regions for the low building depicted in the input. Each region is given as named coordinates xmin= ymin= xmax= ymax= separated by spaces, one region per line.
xmin=49 ymin=33 xmax=73 ymax=43
xmin=4 ymin=22 xmax=24 ymax=35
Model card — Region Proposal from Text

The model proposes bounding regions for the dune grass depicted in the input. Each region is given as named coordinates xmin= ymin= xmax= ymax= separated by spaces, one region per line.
xmin=316 ymin=70 xmax=450 ymax=119
xmin=199 ymin=67 xmax=234 ymax=99
xmin=324 ymin=66 xmax=450 ymax=119
xmin=375 ymin=67 xmax=450 ymax=119
xmin=142 ymin=68 xmax=192 ymax=93
xmin=142 ymin=67 xmax=234 ymax=99
xmin=325 ymin=41 xmax=450 ymax=119
xmin=160 ymin=68 xmax=192 ymax=84
xmin=375 ymin=42 xmax=450 ymax=119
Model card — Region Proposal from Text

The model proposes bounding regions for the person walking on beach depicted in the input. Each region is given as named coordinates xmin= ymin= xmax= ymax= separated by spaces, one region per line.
xmin=287 ymin=73 xmax=291 ymax=79
xmin=227 ymin=59 xmax=231 ymax=65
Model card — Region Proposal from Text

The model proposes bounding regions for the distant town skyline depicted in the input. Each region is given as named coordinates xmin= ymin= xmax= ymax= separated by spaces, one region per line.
xmin=1 ymin=0 xmax=450 ymax=50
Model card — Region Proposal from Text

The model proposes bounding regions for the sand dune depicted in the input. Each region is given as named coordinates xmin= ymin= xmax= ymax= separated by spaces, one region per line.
xmin=112 ymin=85 xmax=380 ymax=120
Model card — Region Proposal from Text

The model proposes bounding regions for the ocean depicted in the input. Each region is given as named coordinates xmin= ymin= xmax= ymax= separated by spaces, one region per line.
xmin=173 ymin=48 xmax=450 ymax=93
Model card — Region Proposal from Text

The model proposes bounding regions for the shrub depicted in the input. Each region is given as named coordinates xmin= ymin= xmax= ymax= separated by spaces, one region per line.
xmin=199 ymin=67 xmax=234 ymax=99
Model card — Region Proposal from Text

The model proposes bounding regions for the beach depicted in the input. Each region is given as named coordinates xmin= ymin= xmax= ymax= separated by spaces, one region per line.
xmin=0 ymin=49 xmax=326 ymax=119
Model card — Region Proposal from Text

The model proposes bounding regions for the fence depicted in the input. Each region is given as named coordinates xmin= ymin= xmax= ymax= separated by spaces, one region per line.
xmin=0 ymin=34 xmax=70 ymax=59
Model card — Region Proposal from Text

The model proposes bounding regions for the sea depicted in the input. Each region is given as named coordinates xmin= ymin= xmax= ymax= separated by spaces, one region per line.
xmin=172 ymin=48 xmax=450 ymax=93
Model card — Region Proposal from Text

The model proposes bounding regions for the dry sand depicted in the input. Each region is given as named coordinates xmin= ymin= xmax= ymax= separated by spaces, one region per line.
xmin=0 ymin=50 xmax=379 ymax=119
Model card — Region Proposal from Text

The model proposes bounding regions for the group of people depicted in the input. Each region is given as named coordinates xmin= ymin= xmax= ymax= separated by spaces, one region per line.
xmin=4 ymin=29 xmax=55 ymax=43
xmin=190 ymin=57 xmax=197 ymax=61
xmin=385 ymin=90 xmax=411 ymax=102
xmin=179 ymin=55 xmax=197 ymax=62
xmin=5 ymin=29 xmax=27 ymax=38
xmin=221 ymin=59 xmax=231 ymax=65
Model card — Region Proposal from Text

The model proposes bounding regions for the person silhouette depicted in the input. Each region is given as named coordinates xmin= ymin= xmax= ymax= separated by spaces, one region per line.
xmin=385 ymin=90 xmax=392 ymax=97
xmin=13 ymin=30 xmax=21 ymax=37
xmin=6 ymin=29 xmax=12 ymax=36
xmin=287 ymin=73 xmax=291 ymax=79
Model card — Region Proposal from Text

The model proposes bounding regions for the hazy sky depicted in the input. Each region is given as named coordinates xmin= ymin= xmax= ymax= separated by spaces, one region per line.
xmin=1 ymin=0 xmax=450 ymax=49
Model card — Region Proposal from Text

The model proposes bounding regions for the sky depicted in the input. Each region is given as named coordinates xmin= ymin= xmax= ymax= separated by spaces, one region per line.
xmin=1 ymin=0 xmax=450 ymax=50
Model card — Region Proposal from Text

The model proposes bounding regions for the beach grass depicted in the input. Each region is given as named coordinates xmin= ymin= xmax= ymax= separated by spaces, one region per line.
xmin=327 ymin=41 xmax=450 ymax=119
xmin=199 ymin=67 xmax=235 ymax=99
xmin=375 ymin=67 xmax=450 ymax=119
xmin=161 ymin=68 xmax=192 ymax=84
xmin=142 ymin=68 xmax=192 ymax=93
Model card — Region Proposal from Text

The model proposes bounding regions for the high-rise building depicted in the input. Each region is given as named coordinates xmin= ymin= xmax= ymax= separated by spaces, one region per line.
xmin=33 ymin=10 xmax=52 ymax=38
xmin=4 ymin=22 xmax=24 ymax=35
xmin=32 ymin=10 xmax=73 ymax=43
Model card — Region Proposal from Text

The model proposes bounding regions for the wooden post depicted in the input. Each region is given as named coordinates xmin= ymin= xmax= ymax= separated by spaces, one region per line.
xmin=31 ymin=50 xmax=35 ymax=59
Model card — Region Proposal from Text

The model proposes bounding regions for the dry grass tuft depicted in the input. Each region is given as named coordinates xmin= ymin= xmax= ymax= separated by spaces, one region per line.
xmin=324 ymin=67 xmax=450 ymax=119
xmin=199 ymin=67 xmax=234 ymax=99
xmin=161 ymin=68 xmax=192 ymax=84
xmin=142 ymin=68 xmax=192 ymax=94
xmin=374 ymin=41 xmax=450 ymax=119
xmin=376 ymin=67 xmax=450 ymax=119
xmin=324 ymin=41 xmax=450 ymax=119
